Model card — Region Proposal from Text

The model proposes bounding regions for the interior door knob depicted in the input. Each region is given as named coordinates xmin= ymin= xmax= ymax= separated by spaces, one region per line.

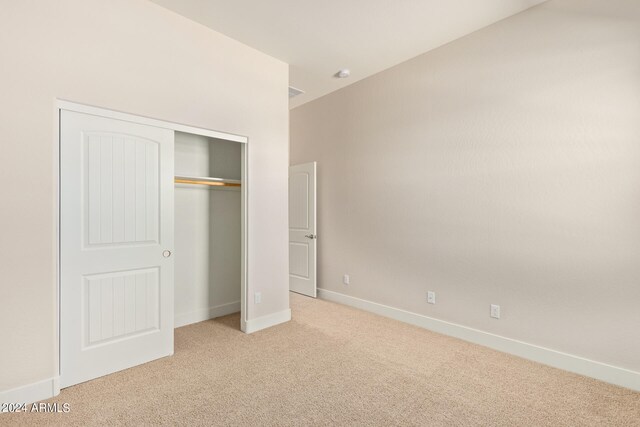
xmin=305 ymin=234 xmax=317 ymax=239
xmin=163 ymin=250 xmax=172 ymax=258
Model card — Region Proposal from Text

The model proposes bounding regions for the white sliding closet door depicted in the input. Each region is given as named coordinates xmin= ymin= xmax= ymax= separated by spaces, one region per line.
xmin=60 ymin=110 xmax=174 ymax=388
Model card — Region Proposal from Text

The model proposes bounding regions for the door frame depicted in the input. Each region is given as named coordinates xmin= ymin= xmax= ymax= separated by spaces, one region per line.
xmin=54 ymin=99 xmax=250 ymax=389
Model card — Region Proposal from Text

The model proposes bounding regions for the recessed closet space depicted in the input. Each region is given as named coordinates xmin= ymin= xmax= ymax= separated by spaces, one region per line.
xmin=174 ymin=131 xmax=242 ymax=328
xmin=59 ymin=104 xmax=249 ymax=388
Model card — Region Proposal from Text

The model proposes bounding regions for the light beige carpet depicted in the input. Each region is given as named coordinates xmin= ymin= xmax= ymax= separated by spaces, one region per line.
xmin=3 ymin=292 xmax=640 ymax=426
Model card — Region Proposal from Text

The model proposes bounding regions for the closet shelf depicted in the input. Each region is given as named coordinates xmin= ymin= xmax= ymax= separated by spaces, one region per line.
xmin=175 ymin=175 xmax=241 ymax=187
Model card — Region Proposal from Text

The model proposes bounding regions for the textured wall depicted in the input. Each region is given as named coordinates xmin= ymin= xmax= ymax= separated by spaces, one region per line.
xmin=291 ymin=0 xmax=640 ymax=372
xmin=0 ymin=0 xmax=289 ymax=391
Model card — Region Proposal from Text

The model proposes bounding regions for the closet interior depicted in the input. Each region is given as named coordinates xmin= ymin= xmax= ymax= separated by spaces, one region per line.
xmin=174 ymin=131 xmax=242 ymax=328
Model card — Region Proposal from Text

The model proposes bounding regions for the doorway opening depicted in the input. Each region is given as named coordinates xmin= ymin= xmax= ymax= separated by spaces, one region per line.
xmin=57 ymin=100 xmax=248 ymax=388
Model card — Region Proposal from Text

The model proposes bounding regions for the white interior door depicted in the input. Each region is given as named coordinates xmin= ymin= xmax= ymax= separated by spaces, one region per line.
xmin=60 ymin=110 xmax=174 ymax=388
xmin=289 ymin=162 xmax=317 ymax=297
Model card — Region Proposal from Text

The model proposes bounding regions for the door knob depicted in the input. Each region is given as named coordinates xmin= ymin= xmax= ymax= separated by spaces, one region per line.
xmin=305 ymin=234 xmax=317 ymax=239
xmin=162 ymin=250 xmax=172 ymax=258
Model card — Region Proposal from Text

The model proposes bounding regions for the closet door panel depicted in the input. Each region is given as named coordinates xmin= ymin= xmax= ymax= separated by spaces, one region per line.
xmin=61 ymin=110 xmax=174 ymax=388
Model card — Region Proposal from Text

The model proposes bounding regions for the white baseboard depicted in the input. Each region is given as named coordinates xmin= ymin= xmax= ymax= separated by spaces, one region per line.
xmin=0 ymin=377 xmax=60 ymax=407
xmin=174 ymin=301 xmax=241 ymax=328
xmin=244 ymin=309 xmax=291 ymax=334
xmin=318 ymin=288 xmax=640 ymax=392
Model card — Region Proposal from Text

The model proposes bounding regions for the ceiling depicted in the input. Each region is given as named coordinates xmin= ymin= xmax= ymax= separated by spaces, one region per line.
xmin=150 ymin=0 xmax=546 ymax=109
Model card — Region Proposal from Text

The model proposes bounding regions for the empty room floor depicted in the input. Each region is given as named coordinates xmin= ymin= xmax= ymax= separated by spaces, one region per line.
xmin=5 ymin=293 xmax=640 ymax=426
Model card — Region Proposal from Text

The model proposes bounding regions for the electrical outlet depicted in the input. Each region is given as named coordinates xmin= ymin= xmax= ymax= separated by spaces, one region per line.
xmin=490 ymin=304 xmax=500 ymax=319
xmin=427 ymin=291 xmax=436 ymax=304
xmin=343 ymin=274 xmax=350 ymax=285
xmin=255 ymin=292 xmax=262 ymax=304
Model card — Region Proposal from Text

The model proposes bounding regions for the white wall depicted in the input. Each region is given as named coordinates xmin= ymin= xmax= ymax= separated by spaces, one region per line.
xmin=291 ymin=0 xmax=640 ymax=373
xmin=0 ymin=0 xmax=289 ymax=394
xmin=174 ymin=133 xmax=241 ymax=327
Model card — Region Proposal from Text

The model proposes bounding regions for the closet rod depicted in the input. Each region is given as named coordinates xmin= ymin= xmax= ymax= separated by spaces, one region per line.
xmin=174 ymin=175 xmax=241 ymax=187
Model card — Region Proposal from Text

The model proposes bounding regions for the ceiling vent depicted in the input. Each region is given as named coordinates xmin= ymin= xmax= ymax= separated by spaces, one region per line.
xmin=288 ymin=86 xmax=304 ymax=98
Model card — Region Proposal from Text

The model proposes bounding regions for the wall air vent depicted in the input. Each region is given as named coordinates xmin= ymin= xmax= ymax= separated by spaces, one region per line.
xmin=288 ymin=86 xmax=304 ymax=98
